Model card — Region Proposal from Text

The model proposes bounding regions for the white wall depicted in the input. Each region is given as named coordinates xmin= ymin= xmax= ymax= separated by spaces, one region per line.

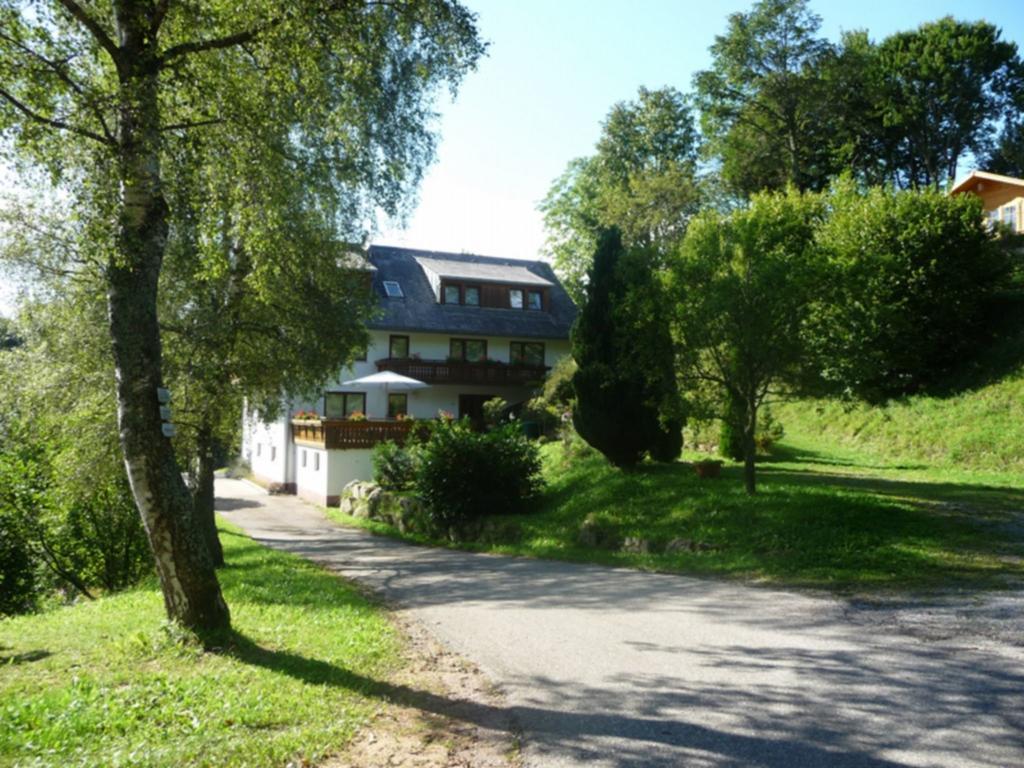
xmin=243 ymin=402 xmax=291 ymax=487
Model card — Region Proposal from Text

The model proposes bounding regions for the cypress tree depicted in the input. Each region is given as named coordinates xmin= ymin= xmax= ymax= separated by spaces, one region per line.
xmin=571 ymin=228 xmax=682 ymax=468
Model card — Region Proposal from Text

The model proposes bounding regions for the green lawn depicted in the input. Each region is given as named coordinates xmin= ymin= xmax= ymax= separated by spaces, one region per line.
xmin=0 ymin=523 xmax=401 ymax=768
xmin=327 ymin=439 xmax=1024 ymax=594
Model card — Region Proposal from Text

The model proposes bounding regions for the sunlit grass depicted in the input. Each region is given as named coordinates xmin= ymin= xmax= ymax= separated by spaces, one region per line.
xmin=0 ymin=522 xmax=400 ymax=768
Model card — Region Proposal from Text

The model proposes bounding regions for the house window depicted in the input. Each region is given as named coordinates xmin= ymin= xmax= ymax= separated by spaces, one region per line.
xmin=1003 ymin=205 xmax=1018 ymax=231
xmin=444 ymin=284 xmax=461 ymax=304
xmin=270 ymin=446 xmax=277 ymax=462
xmin=509 ymin=288 xmax=524 ymax=309
xmin=325 ymin=392 xmax=366 ymax=418
xmin=388 ymin=393 xmax=408 ymax=418
xmin=353 ymin=342 xmax=367 ymax=362
xmin=464 ymin=286 xmax=480 ymax=306
xmin=450 ymin=338 xmax=487 ymax=362
xmin=389 ymin=335 xmax=409 ymax=359
xmin=383 ymin=280 xmax=403 ymax=298
xmin=987 ymin=209 xmax=1000 ymax=230
xmin=527 ymin=290 xmax=543 ymax=310
xmin=301 ymin=449 xmax=307 ymax=468
xmin=510 ymin=341 xmax=545 ymax=366
xmin=256 ymin=443 xmax=262 ymax=457
xmin=314 ymin=453 xmax=320 ymax=471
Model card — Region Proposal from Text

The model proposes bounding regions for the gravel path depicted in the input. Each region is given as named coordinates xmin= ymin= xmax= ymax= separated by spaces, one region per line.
xmin=217 ymin=478 xmax=1024 ymax=768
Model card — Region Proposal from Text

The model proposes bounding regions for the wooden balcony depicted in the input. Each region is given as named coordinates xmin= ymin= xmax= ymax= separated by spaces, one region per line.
xmin=375 ymin=357 xmax=549 ymax=386
xmin=292 ymin=419 xmax=416 ymax=450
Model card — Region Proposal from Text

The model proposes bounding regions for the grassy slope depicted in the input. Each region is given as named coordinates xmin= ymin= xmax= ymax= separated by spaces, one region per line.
xmin=0 ymin=523 xmax=400 ymax=768
xmin=775 ymin=380 xmax=1024 ymax=476
xmin=327 ymin=440 xmax=1024 ymax=594
xmin=775 ymin=319 xmax=1024 ymax=476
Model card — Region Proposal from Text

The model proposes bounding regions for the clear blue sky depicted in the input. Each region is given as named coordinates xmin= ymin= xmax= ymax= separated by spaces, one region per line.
xmin=2 ymin=0 xmax=1024 ymax=317
xmin=377 ymin=0 xmax=1024 ymax=261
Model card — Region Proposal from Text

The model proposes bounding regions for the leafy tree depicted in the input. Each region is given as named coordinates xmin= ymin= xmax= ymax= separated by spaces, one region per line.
xmin=0 ymin=1 xmax=483 ymax=633
xmin=987 ymin=119 xmax=1024 ymax=178
xmin=0 ymin=299 xmax=152 ymax=608
xmin=667 ymin=189 xmax=824 ymax=493
xmin=873 ymin=17 xmax=1022 ymax=188
xmin=158 ymin=135 xmax=375 ymax=567
xmin=541 ymin=87 xmax=701 ymax=303
xmin=693 ymin=0 xmax=834 ymax=196
xmin=806 ymin=182 xmax=1010 ymax=403
xmin=572 ymin=229 xmax=683 ymax=469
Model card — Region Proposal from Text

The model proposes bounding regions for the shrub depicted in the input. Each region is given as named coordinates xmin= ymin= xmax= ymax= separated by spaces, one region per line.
xmin=482 ymin=396 xmax=510 ymax=429
xmin=0 ymin=507 xmax=36 ymax=615
xmin=415 ymin=420 xmax=543 ymax=538
xmin=372 ymin=440 xmax=417 ymax=491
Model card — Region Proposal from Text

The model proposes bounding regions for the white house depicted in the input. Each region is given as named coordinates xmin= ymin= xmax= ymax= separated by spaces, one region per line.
xmin=241 ymin=245 xmax=577 ymax=506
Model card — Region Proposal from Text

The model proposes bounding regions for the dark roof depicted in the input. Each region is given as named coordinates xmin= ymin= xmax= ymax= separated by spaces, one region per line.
xmin=366 ymin=245 xmax=577 ymax=340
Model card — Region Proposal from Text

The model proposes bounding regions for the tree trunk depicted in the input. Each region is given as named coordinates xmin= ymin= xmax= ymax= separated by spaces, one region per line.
xmin=193 ymin=421 xmax=225 ymax=568
xmin=742 ymin=398 xmax=758 ymax=495
xmin=108 ymin=2 xmax=229 ymax=634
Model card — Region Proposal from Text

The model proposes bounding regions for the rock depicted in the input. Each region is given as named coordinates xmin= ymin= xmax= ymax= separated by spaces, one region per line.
xmin=621 ymin=536 xmax=650 ymax=555
xmin=577 ymin=513 xmax=622 ymax=549
xmin=665 ymin=538 xmax=695 ymax=554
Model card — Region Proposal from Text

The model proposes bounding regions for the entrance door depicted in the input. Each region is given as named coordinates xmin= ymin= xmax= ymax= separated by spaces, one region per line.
xmin=458 ymin=394 xmax=496 ymax=431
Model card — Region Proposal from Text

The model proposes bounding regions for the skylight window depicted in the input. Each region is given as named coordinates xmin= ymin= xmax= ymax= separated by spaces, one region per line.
xmin=383 ymin=280 xmax=403 ymax=298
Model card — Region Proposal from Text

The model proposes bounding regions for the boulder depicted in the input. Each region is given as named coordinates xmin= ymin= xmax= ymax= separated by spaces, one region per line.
xmin=577 ymin=513 xmax=621 ymax=549
xmin=664 ymin=538 xmax=695 ymax=554
xmin=621 ymin=536 xmax=651 ymax=555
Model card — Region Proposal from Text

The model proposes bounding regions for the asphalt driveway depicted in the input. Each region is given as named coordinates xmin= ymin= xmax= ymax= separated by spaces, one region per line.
xmin=216 ymin=477 xmax=1024 ymax=768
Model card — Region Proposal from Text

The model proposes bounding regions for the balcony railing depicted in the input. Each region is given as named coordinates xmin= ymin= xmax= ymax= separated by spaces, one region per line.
xmin=292 ymin=419 xmax=416 ymax=450
xmin=376 ymin=357 xmax=549 ymax=386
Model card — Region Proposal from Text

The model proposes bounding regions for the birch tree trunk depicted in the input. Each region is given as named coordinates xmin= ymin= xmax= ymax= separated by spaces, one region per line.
xmin=108 ymin=1 xmax=229 ymax=633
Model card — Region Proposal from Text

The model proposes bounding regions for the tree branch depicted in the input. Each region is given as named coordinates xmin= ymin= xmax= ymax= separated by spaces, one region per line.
xmin=160 ymin=24 xmax=272 ymax=65
xmin=160 ymin=118 xmax=223 ymax=132
xmin=55 ymin=0 xmax=120 ymax=64
xmin=0 ymin=88 xmax=113 ymax=145
xmin=0 ymin=31 xmax=115 ymax=143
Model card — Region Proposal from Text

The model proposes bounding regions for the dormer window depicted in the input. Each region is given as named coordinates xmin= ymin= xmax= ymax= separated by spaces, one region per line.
xmin=509 ymin=289 xmax=524 ymax=309
xmin=444 ymin=284 xmax=460 ymax=304
xmin=464 ymin=286 xmax=480 ymax=306
xmin=383 ymin=280 xmax=403 ymax=298
xmin=527 ymin=290 xmax=543 ymax=310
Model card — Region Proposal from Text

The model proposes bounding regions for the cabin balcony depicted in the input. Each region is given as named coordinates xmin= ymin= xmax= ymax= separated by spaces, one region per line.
xmin=375 ymin=357 xmax=549 ymax=386
xmin=292 ymin=418 xmax=416 ymax=450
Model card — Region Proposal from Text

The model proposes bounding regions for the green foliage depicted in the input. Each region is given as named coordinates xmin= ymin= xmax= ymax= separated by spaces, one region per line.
xmin=482 ymin=396 xmax=510 ymax=429
xmin=0 ymin=500 xmax=36 ymax=616
xmin=872 ymin=17 xmax=1022 ymax=188
xmin=372 ymin=440 xmax=417 ymax=491
xmin=694 ymin=4 xmax=1023 ymax=194
xmin=718 ymin=393 xmax=746 ymax=461
xmin=0 ymin=307 xmax=152 ymax=610
xmin=987 ymin=119 xmax=1024 ymax=178
xmin=414 ymin=420 xmax=543 ymax=537
xmin=807 ymin=182 xmax=1011 ymax=402
xmin=694 ymin=0 xmax=835 ymax=195
xmin=572 ymin=229 xmax=683 ymax=468
xmin=668 ymin=188 xmax=825 ymax=491
xmin=541 ymin=87 xmax=701 ymax=301
xmin=0 ymin=524 xmax=401 ymax=767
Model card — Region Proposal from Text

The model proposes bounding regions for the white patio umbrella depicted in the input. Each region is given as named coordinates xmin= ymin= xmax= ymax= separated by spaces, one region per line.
xmin=340 ymin=370 xmax=430 ymax=391
xmin=338 ymin=370 xmax=430 ymax=417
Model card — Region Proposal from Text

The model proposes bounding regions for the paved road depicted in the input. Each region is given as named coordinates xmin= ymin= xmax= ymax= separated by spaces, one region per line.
xmin=216 ymin=478 xmax=1024 ymax=768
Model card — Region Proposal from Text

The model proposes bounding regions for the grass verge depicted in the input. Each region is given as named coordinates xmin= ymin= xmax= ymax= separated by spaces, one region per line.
xmin=325 ymin=441 xmax=1024 ymax=595
xmin=0 ymin=522 xmax=400 ymax=768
